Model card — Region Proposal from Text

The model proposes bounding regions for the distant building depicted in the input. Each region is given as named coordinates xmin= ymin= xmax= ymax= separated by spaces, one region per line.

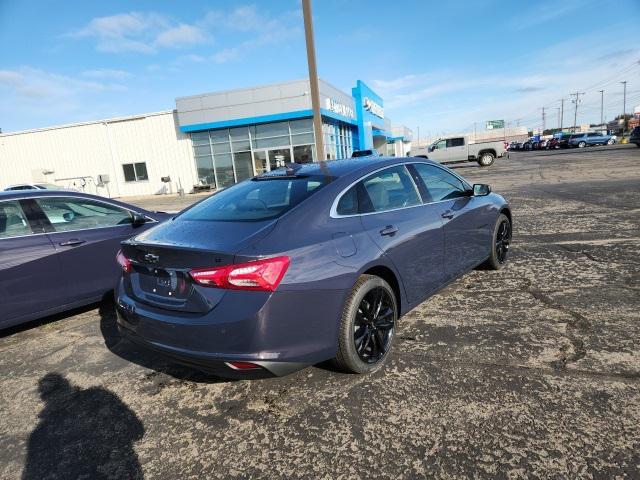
xmin=0 ymin=79 xmax=412 ymax=197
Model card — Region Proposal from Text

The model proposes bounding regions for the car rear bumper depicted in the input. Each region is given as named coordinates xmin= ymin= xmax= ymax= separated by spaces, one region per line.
xmin=115 ymin=280 xmax=346 ymax=377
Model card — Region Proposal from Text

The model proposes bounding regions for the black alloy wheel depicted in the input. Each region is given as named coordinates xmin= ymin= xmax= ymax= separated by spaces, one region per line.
xmin=353 ymin=287 xmax=395 ymax=364
xmin=495 ymin=218 xmax=511 ymax=264
xmin=482 ymin=213 xmax=512 ymax=270
xmin=334 ymin=275 xmax=398 ymax=374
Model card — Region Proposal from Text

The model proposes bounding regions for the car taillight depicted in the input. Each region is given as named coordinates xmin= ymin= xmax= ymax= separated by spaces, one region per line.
xmin=189 ymin=256 xmax=290 ymax=291
xmin=116 ymin=249 xmax=131 ymax=273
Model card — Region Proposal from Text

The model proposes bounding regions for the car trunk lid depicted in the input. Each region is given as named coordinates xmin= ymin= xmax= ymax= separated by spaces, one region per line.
xmin=120 ymin=218 xmax=275 ymax=313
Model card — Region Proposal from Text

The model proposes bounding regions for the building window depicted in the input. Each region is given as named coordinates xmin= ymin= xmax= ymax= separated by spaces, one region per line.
xmin=293 ymin=145 xmax=314 ymax=163
xmin=122 ymin=162 xmax=148 ymax=182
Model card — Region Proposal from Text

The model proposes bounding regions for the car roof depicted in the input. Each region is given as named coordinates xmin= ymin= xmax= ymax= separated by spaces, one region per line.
xmin=0 ymin=189 xmax=151 ymax=213
xmin=256 ymin=156 xmax=440 ymax=180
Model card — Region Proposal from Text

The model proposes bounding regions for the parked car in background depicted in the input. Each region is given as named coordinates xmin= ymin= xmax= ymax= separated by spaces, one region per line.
xmin=523 ymin=138 xmax=540 ymax=150
xmin=116 ymin=158 xmax=512 ymax=378
xmin=4 ymin=183 xmax=66 ymax=191
xmin=539 ymin=139 xmax=550 ymax=149
xmin=414 ymin=135 xmax=506 ymax=166
xmin=568 ymin=132 xmax=615 ymax=148
xmin=558 ymin=133 xmax=579 ymax=148
xmin=352 ymin=149 xmax=378 ymax=158
xmin=548 ymin=138 xmax=560 ymax=149
xmin=0 ymin=190 xmax=170 ymax=329
xmin=628 ymin=126 xmax=640 ymax=147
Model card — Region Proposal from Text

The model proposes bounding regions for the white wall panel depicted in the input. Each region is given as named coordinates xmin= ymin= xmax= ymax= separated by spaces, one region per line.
xmin=0 ymin=111 xmax=198 ymax=198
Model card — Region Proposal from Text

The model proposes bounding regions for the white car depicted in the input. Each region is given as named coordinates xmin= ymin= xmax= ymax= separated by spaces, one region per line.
xmin=4 ymin=183 xmax=66 ymax=191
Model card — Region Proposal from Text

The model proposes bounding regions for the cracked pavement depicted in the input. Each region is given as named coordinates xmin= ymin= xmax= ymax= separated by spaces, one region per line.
xmin=1 ymin=144 xmax=639 ymax=479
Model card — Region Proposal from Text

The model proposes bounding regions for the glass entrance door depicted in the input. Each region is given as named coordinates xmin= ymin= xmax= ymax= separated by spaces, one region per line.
xmin=253 ymin=151 xmax=268 ymax=175
xmin=253 ymin=148 xmax=292 ymax=175
xmin=267 ymin=148 xmax=292 ymax=170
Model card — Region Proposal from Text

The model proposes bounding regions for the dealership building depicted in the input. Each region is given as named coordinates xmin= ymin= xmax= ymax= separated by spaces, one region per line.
xmin=0 ymin=79 xmax=412 ymax=198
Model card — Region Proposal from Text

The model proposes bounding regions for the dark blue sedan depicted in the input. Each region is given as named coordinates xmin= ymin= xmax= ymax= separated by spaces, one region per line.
xmin=0 ymin=191 xmax=169 ymax=329
xmin=116 ymin=157 xmax=512 ymax=377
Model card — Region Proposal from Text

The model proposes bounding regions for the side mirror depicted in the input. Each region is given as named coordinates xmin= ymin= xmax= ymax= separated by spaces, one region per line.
xmin=428 ymin=146 xmax=435 ymax=152
xmin=131 ymin=212 xmax=147 ymax=226
xmin=473 ymin=184 xmax=491 ymax=196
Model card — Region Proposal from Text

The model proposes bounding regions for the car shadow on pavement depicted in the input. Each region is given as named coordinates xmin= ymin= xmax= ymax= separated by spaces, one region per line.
xmin=22 ymin=372 xmax=144 ymax=480
xmin=98 ymin=295 xmax=232 ymax=384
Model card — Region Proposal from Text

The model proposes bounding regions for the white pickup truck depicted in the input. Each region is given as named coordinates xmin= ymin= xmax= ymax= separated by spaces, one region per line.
xmin=413 ymin=135 xmax=506 ymax=167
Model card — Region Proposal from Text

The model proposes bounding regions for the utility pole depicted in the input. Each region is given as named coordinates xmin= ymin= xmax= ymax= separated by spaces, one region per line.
xmin=473 ymin=122 xmax=477 ymax=141
xmin=621 ymin=81 xmax=627 ymax=133
xmin=302 ymin=0 xmax=325 ymax=162
xmin=556 ymin=107 xmax=561 ymax=129
xmin=570 ymin=92 xmax=585 ymax=132
xmin=598 ymin=90 xmax=604 ymax=126
xmin=541 ymin=107 xmax=546 ymax=133
xmin=559 ymin=98 xmax=564 ymax=131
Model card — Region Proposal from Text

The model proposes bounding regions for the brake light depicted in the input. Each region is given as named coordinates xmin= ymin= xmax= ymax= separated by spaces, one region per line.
xmin=116 ymin=249 xmax=131 ymax=273
xmin=189 ymin=256 xmax=290 ymax=291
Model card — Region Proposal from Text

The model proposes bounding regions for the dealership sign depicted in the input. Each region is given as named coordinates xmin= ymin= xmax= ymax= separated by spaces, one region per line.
xmin=363 ymin=97 xmax=384 ymax=119
xmin=486 ymin=120 xmax=505 ymax=130
xmin=325 ymin=98 xmax=355 ymax=119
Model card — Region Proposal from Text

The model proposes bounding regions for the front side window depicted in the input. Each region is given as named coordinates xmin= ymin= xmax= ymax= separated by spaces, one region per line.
xmin=123 ymin=162 xmax=149 ymax=182
xmin=178 ymin=174 xmax=333 ymax=222
xmin=361 ymin=165 xmax=421 ymax=212
xmin=412 ymin=163 xmax=468 ymax=202
xmin=35 ymin=197 xmax=133 ymax=232
xmin=433 ymin=140 xmax=446 ymax=150
xmin=0 ymin=200 xmax=31 ymax=238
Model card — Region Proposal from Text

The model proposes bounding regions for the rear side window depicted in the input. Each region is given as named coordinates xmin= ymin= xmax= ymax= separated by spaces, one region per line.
xmin=35 ymin=197 xmax=133 ymax=232
xmin=0 ymin=200 xmax=31 ymax=238
xmin=179 ymin=175 xmax=333 ymax=222
xmin=413 ymin=163 xmax=468 ymax=202
xmin=361 ymin=165 xmax=421 ymax=212
xmin=447 ymin=137 xmax=465 ymax=147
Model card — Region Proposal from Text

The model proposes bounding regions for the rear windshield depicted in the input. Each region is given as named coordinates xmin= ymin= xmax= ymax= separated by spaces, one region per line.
xmin=178 ymin=175 xmax=333 ymax=222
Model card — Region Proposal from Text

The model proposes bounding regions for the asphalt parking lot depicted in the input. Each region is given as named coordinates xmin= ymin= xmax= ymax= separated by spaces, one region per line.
xmin=1 ymin=144 xmax=639 ymax=479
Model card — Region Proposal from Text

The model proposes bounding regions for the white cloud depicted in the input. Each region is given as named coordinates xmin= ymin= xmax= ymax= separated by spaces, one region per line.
xmin=81 ymin=69 xmax=131 ymax=80
xmin=155 ymin=24 xmax=206 ymax=48
xmin=211 ymin=48 xmax=241 ymax=64
xmin=208 ymin=5 xmax=302 ymax=63
xmin=374 ymin=40 xmax=640 ymax=135
xmin=0 ymin=67 xmax=126 ymax=103
xmin=67 ymin=12 xmax=208 ymax=54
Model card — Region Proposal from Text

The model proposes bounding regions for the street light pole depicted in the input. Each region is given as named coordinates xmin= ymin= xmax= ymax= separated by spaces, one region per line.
xmin=599 ymin=90 xmax=604 ymax=126
xmin=559 ymin=98 xmax=564 ymax=131
xmin=621 ymin=81 xmax=627 ymax=133
xmin=302 ymin=0 xmax=325 ymax=162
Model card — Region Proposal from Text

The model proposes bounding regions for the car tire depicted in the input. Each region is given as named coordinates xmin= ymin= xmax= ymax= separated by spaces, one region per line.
xmin=482 ymin=213 xmax=511 ymax=270
xmin=334 ymin=275 xmax=398 ymax=374
xmin=478 ymin=152 xmax=495 ymax=167
xmin=578 ymin=141 xmax=586 ymax=148
xmin=607 ymin=138 xmax=615 ymax=145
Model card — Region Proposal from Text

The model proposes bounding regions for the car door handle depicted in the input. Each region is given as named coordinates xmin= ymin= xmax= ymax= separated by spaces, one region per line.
xmin=441 ymin=211 xmax=455 ymax=219
xmin=59 ymin=239 xmax=86 ymax=247
xmin=379 ymin=225 xmax=398 ymax=236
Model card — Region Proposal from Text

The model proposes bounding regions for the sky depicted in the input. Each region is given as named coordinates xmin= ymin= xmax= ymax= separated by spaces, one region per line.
xmin=1 ymin=0 xmax=639 ymax=137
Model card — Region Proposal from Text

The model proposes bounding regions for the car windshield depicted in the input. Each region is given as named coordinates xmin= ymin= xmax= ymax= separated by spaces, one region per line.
xmin=177 ymin=174 xmax=333 ymax=222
